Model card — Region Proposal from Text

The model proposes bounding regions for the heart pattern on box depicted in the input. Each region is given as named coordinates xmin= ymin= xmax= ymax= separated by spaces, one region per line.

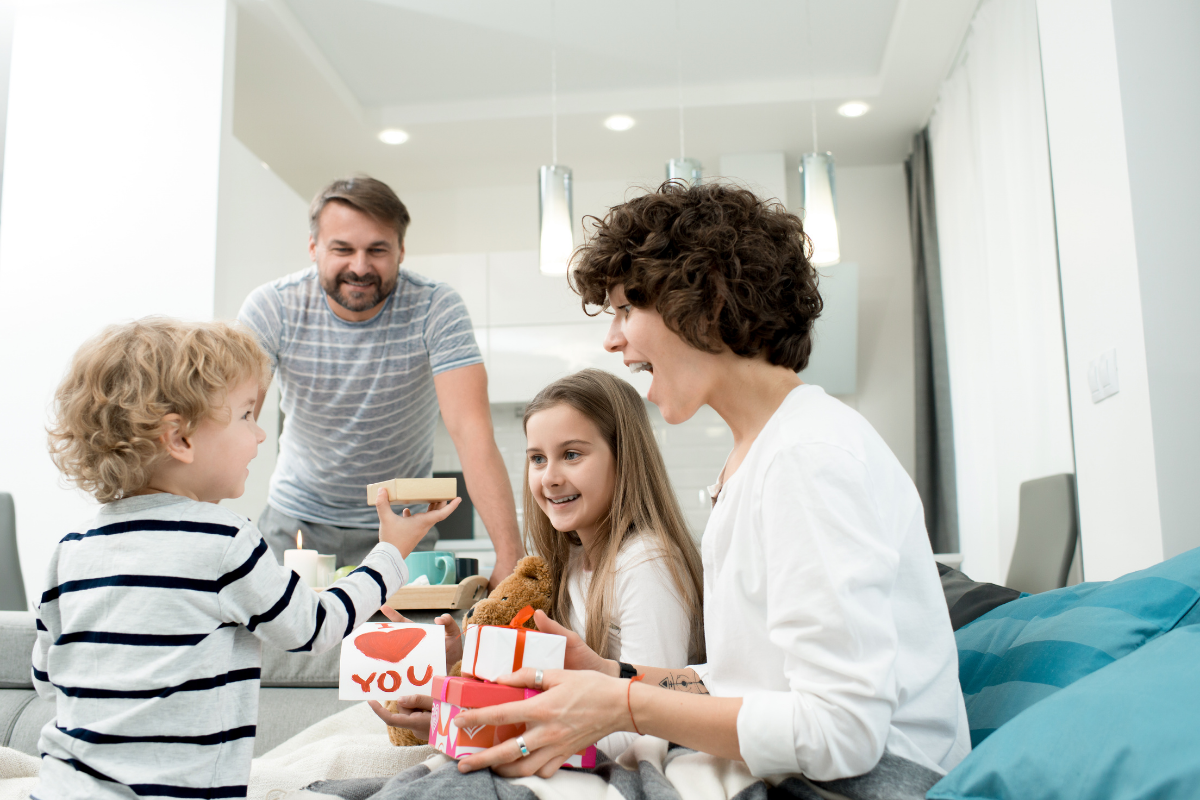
xmin=354 ymin=628 xmax=426 ymax=663
xmin=461 ymin=724 xmax=487 ymax=739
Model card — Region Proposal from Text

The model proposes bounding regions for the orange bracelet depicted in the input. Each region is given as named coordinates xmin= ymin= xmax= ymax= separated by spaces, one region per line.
xmin=627 ymin=674 xmax=647 ymax=735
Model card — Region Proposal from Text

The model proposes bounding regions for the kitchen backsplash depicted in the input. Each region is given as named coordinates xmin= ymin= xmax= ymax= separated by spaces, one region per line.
xmin=433 ymin=401 xmax=734 ymax=544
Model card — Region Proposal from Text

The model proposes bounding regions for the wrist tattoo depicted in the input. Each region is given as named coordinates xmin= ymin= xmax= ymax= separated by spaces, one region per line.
xmin=658 ymin=672 xmax=710 ymax=695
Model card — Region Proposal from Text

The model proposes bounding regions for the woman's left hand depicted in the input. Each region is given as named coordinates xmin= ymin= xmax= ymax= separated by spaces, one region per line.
xmin=454 ymin=667 xmax=629 ymax=778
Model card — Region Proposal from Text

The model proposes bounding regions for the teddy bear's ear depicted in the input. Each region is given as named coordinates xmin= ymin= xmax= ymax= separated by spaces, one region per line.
xmin=517 ymin=555 xmax=550 ymax=582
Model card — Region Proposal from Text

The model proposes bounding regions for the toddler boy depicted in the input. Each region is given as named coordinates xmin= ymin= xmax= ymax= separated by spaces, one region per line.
xmin=33 ymin=318 xmax=458 ymax=799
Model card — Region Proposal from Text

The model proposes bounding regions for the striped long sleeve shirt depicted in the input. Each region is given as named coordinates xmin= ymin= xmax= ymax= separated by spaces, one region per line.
xmin=31 ymin=493 xmax=407 ymax=800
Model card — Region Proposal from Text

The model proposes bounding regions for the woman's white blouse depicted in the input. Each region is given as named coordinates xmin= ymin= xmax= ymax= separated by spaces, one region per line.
xmin=696 ymin=384 xmax=970 ymax=781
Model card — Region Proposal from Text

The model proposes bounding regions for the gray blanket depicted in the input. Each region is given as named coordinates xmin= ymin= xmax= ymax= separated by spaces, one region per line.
xmin=299 ymin=743 xmax=941 ymax=800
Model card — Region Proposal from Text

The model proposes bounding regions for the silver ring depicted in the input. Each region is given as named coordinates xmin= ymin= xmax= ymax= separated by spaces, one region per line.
xmin=516 ymin=735 xmax=530 ymax=757
xmin=534 ymin=669 xmax=544 ymax=690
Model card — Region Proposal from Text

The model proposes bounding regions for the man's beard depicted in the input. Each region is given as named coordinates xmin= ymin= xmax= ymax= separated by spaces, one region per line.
xmin=322 ymin=269 xmax=397 ymax=313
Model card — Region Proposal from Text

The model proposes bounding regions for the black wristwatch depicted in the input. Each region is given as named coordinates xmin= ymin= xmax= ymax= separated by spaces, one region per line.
xmin=618 ymin=661 xmax=638 ymax=680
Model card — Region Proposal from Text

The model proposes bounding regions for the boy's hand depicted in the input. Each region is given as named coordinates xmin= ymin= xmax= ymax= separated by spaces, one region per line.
xmin=369 ymin=696 xmax=433 ymax=741
xmin=375 ymin=490 xmax=461 ymax=559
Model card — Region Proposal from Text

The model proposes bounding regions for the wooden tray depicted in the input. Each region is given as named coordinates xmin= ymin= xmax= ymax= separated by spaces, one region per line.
xmin=385 ymin=575 xmax=489 ymax=610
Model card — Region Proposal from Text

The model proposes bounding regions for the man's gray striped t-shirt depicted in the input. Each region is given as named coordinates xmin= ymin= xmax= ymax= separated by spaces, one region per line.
xmin=238 ymin=266 xmax=482 ymax=528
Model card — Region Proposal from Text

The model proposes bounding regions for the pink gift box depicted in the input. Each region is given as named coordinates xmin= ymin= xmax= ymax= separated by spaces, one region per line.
xmin=429 ymin=675 xmax=597 ymax=768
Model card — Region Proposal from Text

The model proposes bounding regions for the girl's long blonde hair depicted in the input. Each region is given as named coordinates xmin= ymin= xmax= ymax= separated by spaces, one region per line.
xmin=522 ymin=369 xmax=705 ymax=664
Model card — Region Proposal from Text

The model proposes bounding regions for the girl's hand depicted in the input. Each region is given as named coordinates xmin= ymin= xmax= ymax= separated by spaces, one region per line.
xmin=375 ymin=490 xmax=461 ymax=558
xmin=435 ymin=612 xmax=465 ymax=666
xmin=532 ymin=610 xmax=617 ymax=676
xmin=369 ymin=695 xmax=434 ymax=741
xmin=454 ymin=668 xmax=628 ymax=778
xmin=379 ymin=607 xmax=463 ymax=666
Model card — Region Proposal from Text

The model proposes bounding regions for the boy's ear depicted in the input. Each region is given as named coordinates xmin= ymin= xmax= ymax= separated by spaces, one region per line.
xmin=160 ymin=414 xmax=195 ymax=464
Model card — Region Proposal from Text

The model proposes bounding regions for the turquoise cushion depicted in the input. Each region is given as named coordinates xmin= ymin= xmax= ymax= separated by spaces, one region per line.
xmin=955 ymin=546 xmax=1200 ymax=746
xmin=930 ymin=623 xmax=1200 ymax=800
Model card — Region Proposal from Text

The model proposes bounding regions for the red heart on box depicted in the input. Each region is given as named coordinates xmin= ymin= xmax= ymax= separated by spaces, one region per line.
xmin=355 ymin=628 xmax=426 ymax=663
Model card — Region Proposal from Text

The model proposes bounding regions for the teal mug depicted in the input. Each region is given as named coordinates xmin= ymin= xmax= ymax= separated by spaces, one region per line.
xmin=405 ymin=551 xmax=456 ymax=586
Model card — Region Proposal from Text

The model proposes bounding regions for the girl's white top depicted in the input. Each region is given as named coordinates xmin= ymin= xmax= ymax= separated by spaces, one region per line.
xmin=698 ymin=384 xmax=970 ymax=781
xmin=567 ymin=533 xmax=692 ymax=756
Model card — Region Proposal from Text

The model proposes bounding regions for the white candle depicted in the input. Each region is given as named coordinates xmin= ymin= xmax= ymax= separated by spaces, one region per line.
xmin=284 ymin=529 xmax=319 ymax=587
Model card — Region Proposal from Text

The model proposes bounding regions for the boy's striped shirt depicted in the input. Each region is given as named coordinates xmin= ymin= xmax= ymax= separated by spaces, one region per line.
xmin=31 ymin=494 xmax=406 ymax=800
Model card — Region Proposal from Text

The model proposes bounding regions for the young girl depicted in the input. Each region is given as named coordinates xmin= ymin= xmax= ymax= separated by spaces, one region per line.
xmin=522 ymin=369 xmax=703 ymax=675
xmin=376 ymin=368 xmax=704 ymax=757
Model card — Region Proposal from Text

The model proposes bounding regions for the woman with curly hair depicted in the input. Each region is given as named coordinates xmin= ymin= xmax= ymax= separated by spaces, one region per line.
xmin=452 ymin=182 xmax=970 ymax=784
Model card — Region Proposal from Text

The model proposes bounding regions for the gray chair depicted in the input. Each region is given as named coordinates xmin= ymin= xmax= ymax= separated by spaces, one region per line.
xmin=1005 ymin=473 xmax=1079 ymax=594
xmin=0 ymin=493 xmax=27 ymax=612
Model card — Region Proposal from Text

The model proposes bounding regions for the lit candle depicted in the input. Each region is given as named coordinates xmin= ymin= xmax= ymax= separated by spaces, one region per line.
xmin=284 ymin=529 xmax=319 ymax=587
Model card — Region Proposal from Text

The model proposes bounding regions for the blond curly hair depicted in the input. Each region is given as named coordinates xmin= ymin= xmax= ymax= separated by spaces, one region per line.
xmin=48 ymin=317 xmax=271 ymax=503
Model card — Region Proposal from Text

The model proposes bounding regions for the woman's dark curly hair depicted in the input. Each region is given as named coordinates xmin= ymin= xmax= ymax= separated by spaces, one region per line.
xmin=570 ymin=181 xmax=823 ymax=371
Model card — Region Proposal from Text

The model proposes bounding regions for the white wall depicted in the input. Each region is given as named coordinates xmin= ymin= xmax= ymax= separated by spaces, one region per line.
xmin=0 ymin=0 xmax=232 ymax=608
xmin=1036 ymin=0 xmax=1163 ymax=580
xmin=213 ymin=134 xmax=309 ymax=522
xmin=1111 ymin=0 xmax=1200 ymax=560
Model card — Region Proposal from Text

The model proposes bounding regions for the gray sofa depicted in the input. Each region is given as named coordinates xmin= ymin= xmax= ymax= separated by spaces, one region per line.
xmin=0 ymin=610 xmax=348 ymax=758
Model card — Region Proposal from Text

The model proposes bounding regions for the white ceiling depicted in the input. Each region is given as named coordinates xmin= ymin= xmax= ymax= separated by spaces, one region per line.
xmin=233 ymin=0 xmax=977 ymax=198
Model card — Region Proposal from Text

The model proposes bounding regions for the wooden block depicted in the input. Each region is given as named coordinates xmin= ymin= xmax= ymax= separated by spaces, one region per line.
xmin=386 ymin=575 xmax=489 ymax=610
xmin=366 ymin=477 xmax=457 ymax=506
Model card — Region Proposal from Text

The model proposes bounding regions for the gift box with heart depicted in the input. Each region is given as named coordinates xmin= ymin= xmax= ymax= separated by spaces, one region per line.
xmin=429 ymin=675 xmax=596 ymax=768
xmin=338 ymin=622 xmax=447 ymax=701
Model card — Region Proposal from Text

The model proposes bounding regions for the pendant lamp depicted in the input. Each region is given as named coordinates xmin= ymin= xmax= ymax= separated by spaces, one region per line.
xmin=539 ymin=165 xmax=574 ymax=275
xmin=539 ymin=0 xmax=574 ymax=275
xmin=664 ymin=0 xmax=701 ymax=185
xmin=800 ymin=0 xmax=840 ymax=265
xmin=800 ymin=153 xmax=840 ymax=266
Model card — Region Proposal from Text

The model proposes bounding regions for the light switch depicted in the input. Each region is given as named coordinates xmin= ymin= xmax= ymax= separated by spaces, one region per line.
xmin=1088 ymin=348 xmax=1119 ymax=403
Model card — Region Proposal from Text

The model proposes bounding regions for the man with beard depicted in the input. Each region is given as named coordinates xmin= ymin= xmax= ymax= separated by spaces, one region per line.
xmin=238 ymin=176 xmax=522 ymax=589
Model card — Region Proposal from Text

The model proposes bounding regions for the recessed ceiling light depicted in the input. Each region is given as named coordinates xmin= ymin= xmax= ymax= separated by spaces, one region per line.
xmin=378 ymin=128 xmax=410 ymax=145
xmin=604 ymin=114 xmax=636 ymax=132
xmin=837 ymin=101 xmax=870 ymax=118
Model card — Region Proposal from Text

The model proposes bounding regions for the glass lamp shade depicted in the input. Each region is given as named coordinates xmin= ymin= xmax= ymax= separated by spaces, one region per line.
xmin=539 ymin=165 xmax=575 ymax=275
xmin=666 ymin=157 xmax=703 ymax=186
xmin=800 ymin=152 xmax=841 ymax=266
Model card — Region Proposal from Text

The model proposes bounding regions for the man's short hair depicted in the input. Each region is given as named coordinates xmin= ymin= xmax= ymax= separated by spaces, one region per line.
xmin=309 ymin=175 xmax=411 ymax=244
xmin=570 ymin=181 xmax=823 ymax=372
xmin=47 ymin=318 xmax=271 ymax=504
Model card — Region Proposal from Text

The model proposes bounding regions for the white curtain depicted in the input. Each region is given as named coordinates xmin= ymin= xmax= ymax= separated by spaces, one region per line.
xmin=928 ymin=0 xmax=1074 ymax=583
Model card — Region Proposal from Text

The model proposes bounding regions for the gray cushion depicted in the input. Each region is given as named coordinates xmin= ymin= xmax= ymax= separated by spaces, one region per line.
xmin=261 ymin=644 xmax=341 ymax=687
xmin=0 ymin=612 xmax=36 ymax=688
xmin=1 ymin=690 xmax=53 ymax=755
xmin=255 ymin=688 xmax=351 ymax=755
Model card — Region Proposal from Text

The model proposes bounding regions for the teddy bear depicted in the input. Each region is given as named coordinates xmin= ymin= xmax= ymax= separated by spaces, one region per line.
xmin=385 ymin=554 xmax=553 ymax=747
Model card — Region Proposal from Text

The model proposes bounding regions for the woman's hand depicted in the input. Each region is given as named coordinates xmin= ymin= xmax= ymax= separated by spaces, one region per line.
xmin=454 ymin=668 xmax=629 ymax=778
xmin=375 ymin=490 xmax=461 ymax=559
xmin=369 ymin=695 xmax=434 ymax=741
xmin=531 ymin=610 xmax=617 ymax=676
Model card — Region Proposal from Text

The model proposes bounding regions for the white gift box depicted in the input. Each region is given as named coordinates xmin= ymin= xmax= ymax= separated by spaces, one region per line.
xmin=460 ymin=623 xmax=566 ymax=682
